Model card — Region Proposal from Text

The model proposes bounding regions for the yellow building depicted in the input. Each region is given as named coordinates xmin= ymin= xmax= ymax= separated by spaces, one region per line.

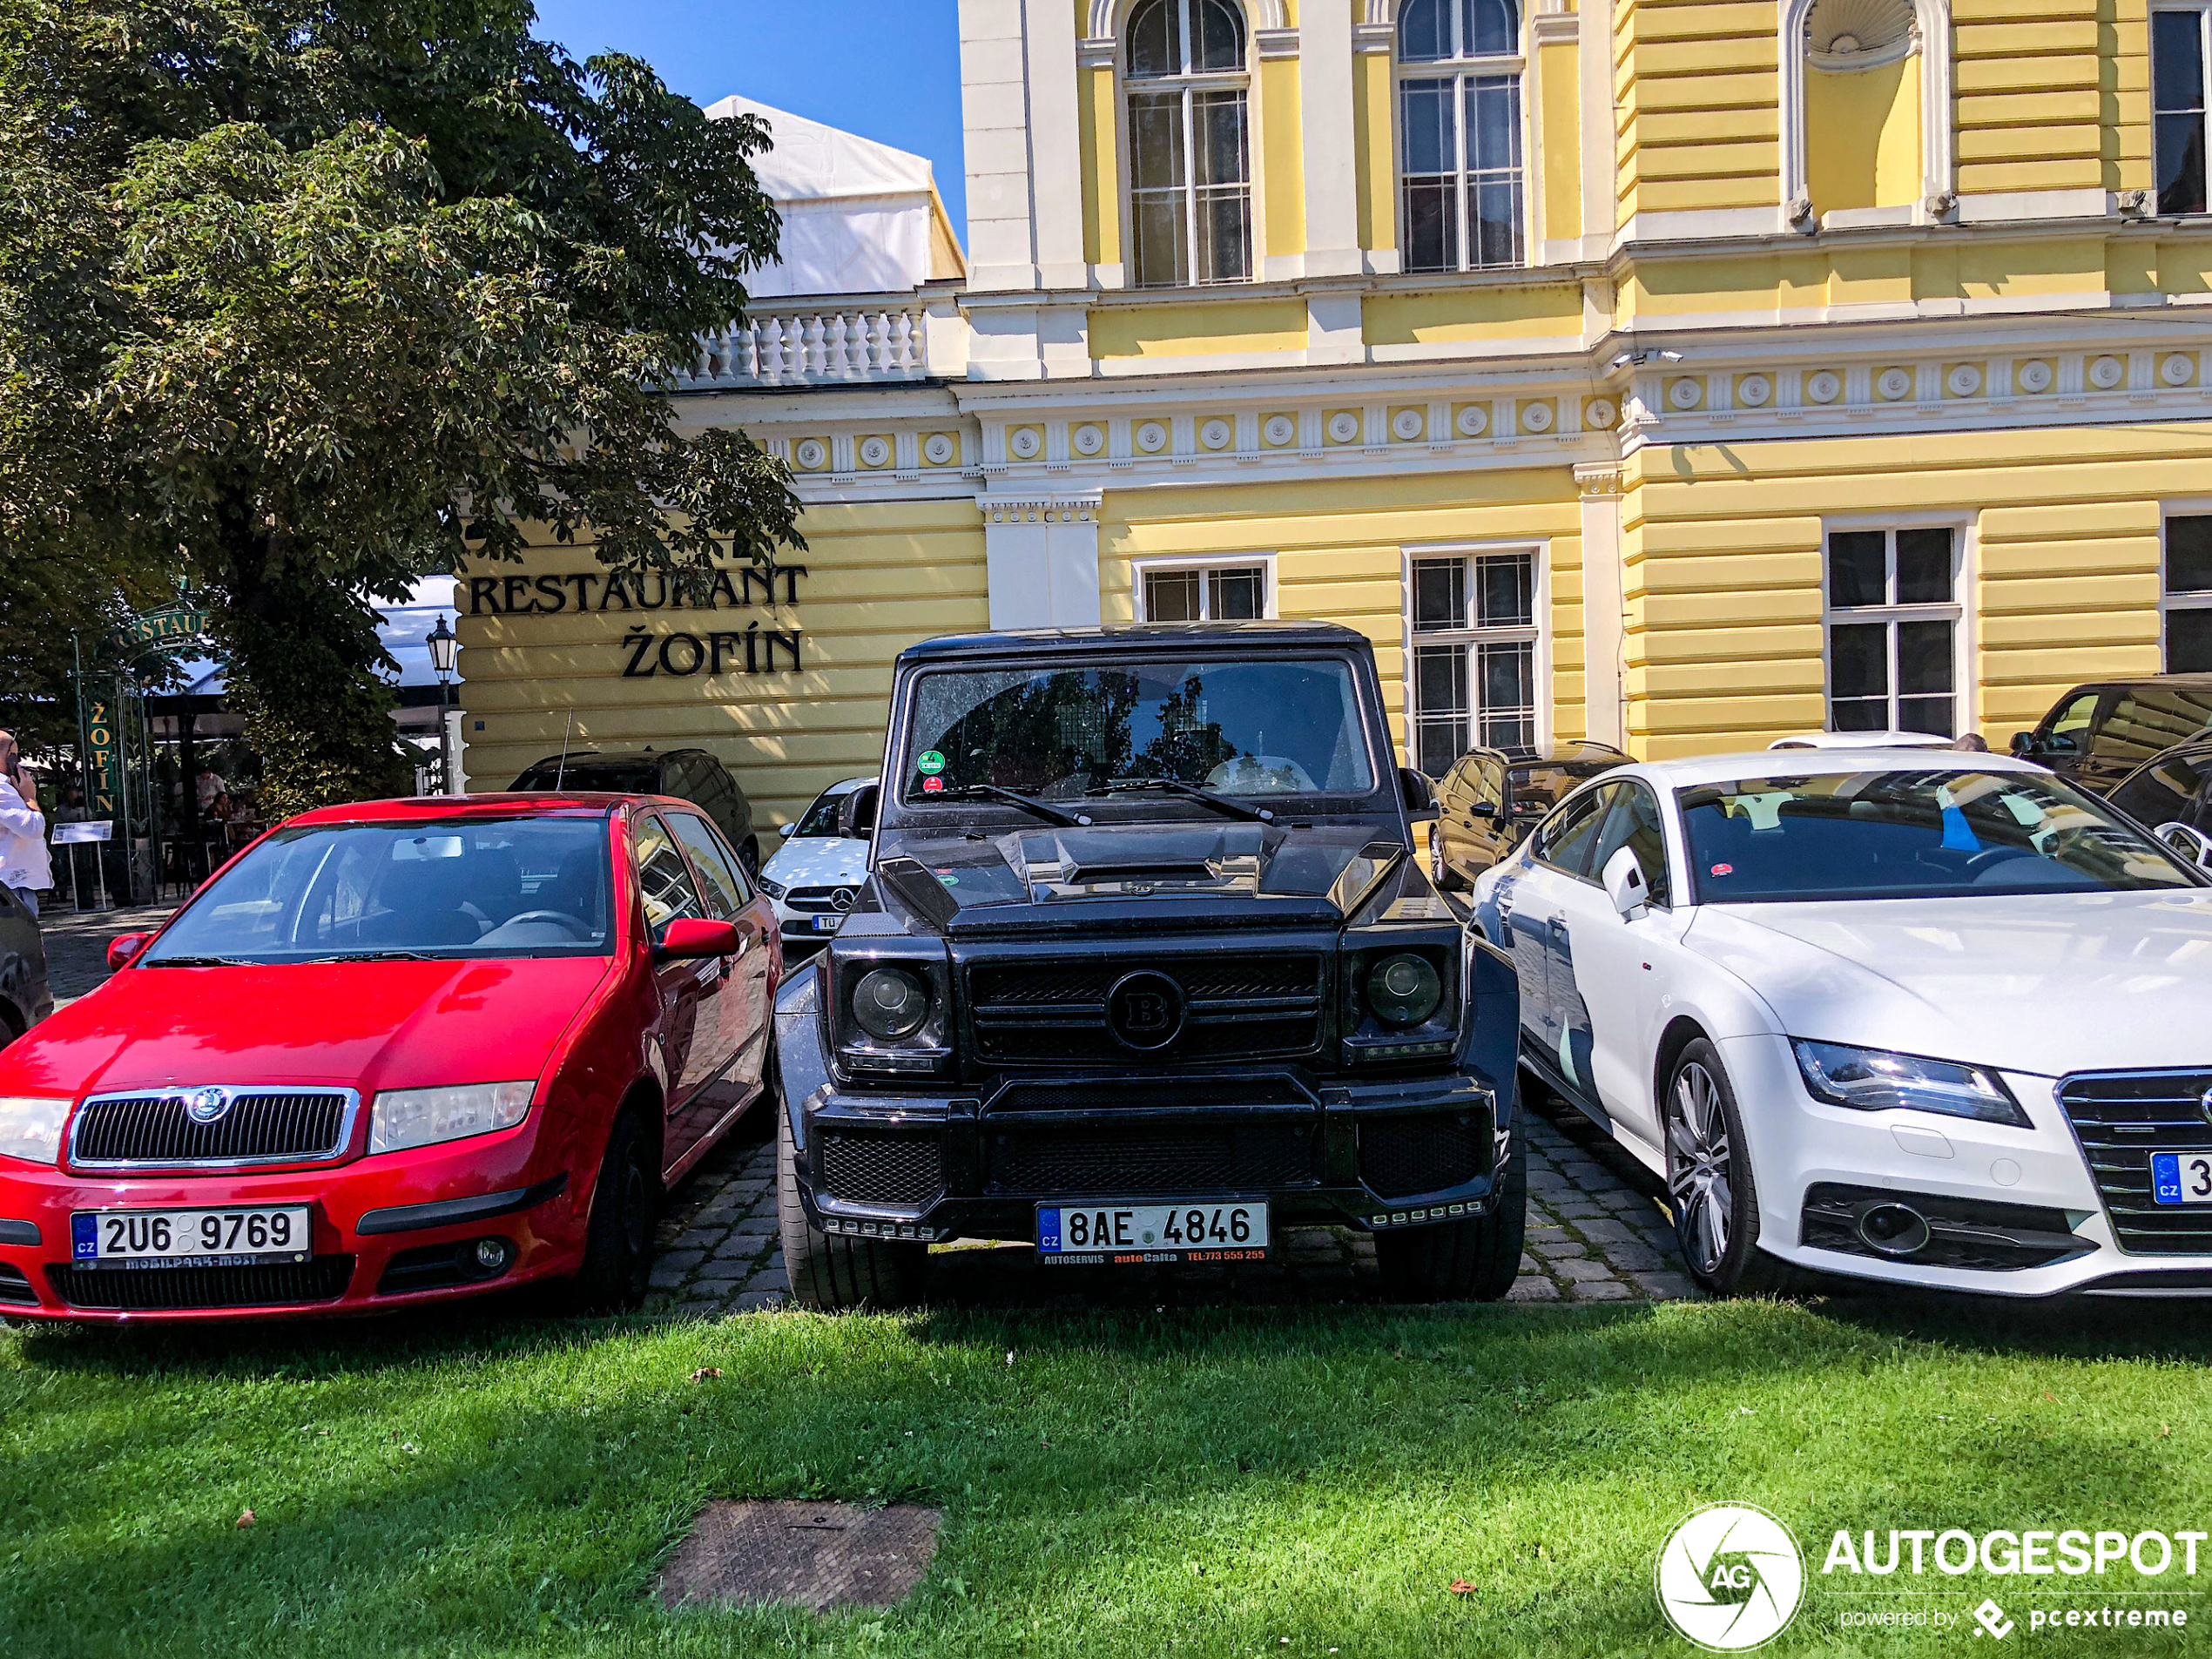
xmin=458 ymin=0 xmax=2212 ymax=827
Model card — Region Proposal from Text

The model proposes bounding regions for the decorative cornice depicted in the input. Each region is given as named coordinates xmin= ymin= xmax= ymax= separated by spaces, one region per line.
xmin=1353 ymin=21 xmax=1397 ymax=52
xmin=1255 ymin=26 xmax=1300 ymax=59
xmin=1077 ymin=36 xmax=1116 ymax=70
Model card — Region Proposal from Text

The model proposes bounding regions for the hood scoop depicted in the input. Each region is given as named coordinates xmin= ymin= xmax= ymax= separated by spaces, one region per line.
xmin=1062 ymin=859 xmax=1218 ymax=885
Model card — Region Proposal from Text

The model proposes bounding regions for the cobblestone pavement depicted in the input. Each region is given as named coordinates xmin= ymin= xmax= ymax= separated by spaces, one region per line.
xmin=645 ymin=1089 xmax=1701 ymax=1316
xmin=33 ymin=906 xmax=177 ymax=1007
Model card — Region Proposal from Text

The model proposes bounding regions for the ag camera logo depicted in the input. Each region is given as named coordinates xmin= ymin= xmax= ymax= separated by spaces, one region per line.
xmin=1656 ymin=1503 xmax=1805 ymax=1651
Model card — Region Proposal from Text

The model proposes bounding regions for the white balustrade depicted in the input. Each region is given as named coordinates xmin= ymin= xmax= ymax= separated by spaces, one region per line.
xmin=671 ymin=301 xmax=937 ymax=388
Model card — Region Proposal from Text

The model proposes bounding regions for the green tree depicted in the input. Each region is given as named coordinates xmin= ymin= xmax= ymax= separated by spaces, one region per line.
xmin=0 ymin=1 xmax=801 ymax=813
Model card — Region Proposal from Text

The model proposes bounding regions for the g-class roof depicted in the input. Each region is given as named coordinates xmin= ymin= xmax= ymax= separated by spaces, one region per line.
xmin=898 ymin=621 xmax=1372 ymax=662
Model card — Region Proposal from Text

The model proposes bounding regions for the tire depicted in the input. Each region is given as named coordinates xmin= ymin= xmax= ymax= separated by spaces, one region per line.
xmin=738 ymin=838 xmax=762 ymax=878
xmin=1662 ymin=1038 xmax=1795 ymax=1298
xmin=1374 ymin=1130 xmax=1527 ymax=1302
xmin=558 ymin=1107 xmax=658 ymax=1314
xmin=1429 ymin=840 xmax=1463 ymax=893
xmin=777 ymin=1100 xmax=926 ymax=1312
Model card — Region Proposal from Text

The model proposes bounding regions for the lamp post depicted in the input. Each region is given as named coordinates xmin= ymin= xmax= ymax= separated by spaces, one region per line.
xmin=427 ymin=615 xmax=457 ymax=795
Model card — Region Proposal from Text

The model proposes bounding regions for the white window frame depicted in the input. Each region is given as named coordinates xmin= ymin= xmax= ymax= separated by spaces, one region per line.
xmin=1818 ymin=516 xmax=1974 ymax=738
xmin=1132 ymin=554 xmax=1277 ymax=622
xmin=1400 ymin=540 xmax=1550 ymax=771
xmin=1123 ymin=0 xmax=1256 ymax=289
xmin=2155 ymin=4 xmax=2212 ymax=217
xmin=1394 ymin=0 xmax=1528 ymax=273
xmin=2161 ymin=501 xmax=2212 ymax=669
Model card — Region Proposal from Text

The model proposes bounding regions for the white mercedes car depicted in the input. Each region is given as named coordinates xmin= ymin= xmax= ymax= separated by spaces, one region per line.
xmin=757 ymin=776 xmax=876 ymax=948
xmin=1468 ymin=750 xmax=2212 ymax=1298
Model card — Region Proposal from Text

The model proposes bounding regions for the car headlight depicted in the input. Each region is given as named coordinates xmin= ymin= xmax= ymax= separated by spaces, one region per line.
xmin=369 ymin=1082 xmax=534 ymax=1156
xmin=850 ymin=968 xmax=931 ymax=1041
xmin=0 ymin=1096 xmax=71 ymax=1165
xmin=758 ymin=875 xmax=786 ymax=900
xmin=1792 ymin=1041 xmax=2029 ymax=1127
xmin=1366 ymin=954 xmax=1444 ymax=1028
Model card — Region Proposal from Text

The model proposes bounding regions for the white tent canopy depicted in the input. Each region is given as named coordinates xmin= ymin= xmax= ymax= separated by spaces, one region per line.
xmin=705 ymin=95 xmax=963 ymax=300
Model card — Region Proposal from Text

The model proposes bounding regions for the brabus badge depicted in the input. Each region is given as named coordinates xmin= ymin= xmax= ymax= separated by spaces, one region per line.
xmin=183 ymin=1086 xmax=233 ymax=1124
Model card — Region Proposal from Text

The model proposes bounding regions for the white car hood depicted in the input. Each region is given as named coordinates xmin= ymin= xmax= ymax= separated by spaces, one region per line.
xmin=1683 ymin=888 xmax=2212 ymax=1077
xmin=762 ymin=836 xmax=870 ymax=890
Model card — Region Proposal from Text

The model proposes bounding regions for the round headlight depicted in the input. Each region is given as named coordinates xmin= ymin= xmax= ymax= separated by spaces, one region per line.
xmin=1366 ymin=953 xmax=1443 ymax=1028
xmin=851 ymin=967 xmax=930 ymax=1041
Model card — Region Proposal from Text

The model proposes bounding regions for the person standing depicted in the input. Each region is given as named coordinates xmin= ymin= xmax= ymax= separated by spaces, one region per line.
xmin=0 ymin=732 xmax=52 ymax=919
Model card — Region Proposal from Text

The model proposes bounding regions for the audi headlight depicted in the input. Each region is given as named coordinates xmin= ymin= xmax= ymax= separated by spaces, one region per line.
xmin=1366 ymin=954 xmax=1444 ymax=1028
xmin=0 ymin=1096 xmax=71 ymax=1165
xmin=851 ymin=968 xmax=930 ymax=1041
xmin=1792 ymin=1041 xmax=2029 ymax=1127
xmin=369 ymin=1082 xmax=534 ymax=1156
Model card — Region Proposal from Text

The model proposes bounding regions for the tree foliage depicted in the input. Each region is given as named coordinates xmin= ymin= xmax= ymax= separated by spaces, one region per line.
xmin=0 ymin=1 xmax=801 ymax=806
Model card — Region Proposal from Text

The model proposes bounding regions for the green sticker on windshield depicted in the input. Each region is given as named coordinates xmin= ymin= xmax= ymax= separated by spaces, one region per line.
xmin=917 ymin=751 xmax=946 ymax=775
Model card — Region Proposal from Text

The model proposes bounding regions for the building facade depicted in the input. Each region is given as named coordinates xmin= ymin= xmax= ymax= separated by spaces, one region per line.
xmin=458 ymin=0 xmax=2212 ymax=826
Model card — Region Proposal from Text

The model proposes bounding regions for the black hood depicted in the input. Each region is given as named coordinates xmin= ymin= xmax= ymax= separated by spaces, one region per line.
xmin=866 ymin=820 xmax=1415 ymax=934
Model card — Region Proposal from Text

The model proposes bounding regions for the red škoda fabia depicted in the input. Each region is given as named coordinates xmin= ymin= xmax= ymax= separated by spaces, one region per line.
xmin=0 ymin=794 xmax=780 ymax=1322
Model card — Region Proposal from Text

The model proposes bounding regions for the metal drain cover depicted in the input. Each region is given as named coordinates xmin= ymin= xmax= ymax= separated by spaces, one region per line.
xmin=658 ymin=1501 xmax=943 ymax=1613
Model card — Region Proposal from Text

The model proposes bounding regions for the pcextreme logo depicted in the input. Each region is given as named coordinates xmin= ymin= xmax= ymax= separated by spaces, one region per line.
xmin=1656 ymin=1503 xmax=1807 ymax=1651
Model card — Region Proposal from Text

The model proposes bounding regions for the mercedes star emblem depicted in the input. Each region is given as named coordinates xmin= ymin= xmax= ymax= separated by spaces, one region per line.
xmin=829 ymin=887 xmax=858 ymax=913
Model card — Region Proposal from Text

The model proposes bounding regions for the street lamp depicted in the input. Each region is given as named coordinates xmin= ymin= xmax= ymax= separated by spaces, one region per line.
xmin=427 ymin=615 xmax=457 ymax=795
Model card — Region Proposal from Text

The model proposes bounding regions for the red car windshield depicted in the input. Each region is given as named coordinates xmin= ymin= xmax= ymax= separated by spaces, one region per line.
xmin=143 ymin=817 xmax=614 ymax=964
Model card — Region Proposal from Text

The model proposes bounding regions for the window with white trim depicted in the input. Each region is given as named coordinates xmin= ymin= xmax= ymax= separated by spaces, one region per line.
xmin=1126 ymin=0 xmax=1252 ymax=287
xmin=2166 ymin=514 xmax=2212 ymax=670
xmin=2156 ymin=4 xmax=2210 ymax=216
xmin=1139 ymin=562 xmax=1268 ymax=622
xmin=1410 ymin=550 xmax=1540 ymax=774
xmin=1824 ymin=527 xmax=1963 ymax=737
xmin=1398 ymin=0 xmax=1525 ymax=273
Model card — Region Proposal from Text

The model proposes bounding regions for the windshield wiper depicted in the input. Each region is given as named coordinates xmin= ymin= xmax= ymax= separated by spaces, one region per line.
xmin=935 ymin=784 xmax=1093 ymax=827
xmin=300 ymin=950 xmax=440 ymax=964
xmin=141 ymin=955 xmax=253 ymax=968
xmin=1096 ymin=777 xmax=1276 ymax=825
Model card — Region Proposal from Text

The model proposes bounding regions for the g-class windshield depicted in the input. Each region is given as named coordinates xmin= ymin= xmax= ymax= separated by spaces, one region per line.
xmin=900 ymin=658 xmax=1378 ymax=804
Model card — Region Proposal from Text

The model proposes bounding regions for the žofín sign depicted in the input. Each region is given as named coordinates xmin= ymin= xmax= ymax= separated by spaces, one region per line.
xmin=465 ymin=561 xmax=809 ymax=679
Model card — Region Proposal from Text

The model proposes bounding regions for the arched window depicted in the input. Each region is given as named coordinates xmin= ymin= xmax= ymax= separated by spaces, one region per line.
xmin=1126 ymin=0 xmax=1252 ymax=287
xmin=1398 ymin=0 xmax=1524 ymax=272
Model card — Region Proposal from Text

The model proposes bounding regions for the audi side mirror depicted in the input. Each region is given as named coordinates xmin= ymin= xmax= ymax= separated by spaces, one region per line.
xmin=1602 ymin=846 xmax=1651 ymax=919
xmin=1399 ymin=766 xmax=1440 ymax=823
xmin=2155 ymin=821 xmax=2212 ymax=870
xmin=652 ymin=917 xmax=743 ymax=961
xmin=106 ymin=933 xmax=153 ymax=972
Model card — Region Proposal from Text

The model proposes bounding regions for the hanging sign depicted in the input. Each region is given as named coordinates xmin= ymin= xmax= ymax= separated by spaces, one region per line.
xmin=125 ymin=605 xmax=213 ymax=650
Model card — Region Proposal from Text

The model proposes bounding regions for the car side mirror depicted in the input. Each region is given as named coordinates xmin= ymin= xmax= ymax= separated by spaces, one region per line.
xmin=1470 ymin=800 xmax=1498 ymax=819
xmin=778 ymin=821 xmax=797 ymax=840
xmin=839 ymin=783 xmax=880 ymax=840
xmin=2155 ymin=821 xmax=2212 ymax=870
xmin=652 ymin=917 xmax=742 ymax=961
xmin=1601 ymin=846 xmax=1651 ymax=919
xmin=106 ymin=933 xmax=152 ymax=972
xmin=1399 ymin=766 xmax=1440 ymax=822
xmin=2010 ymin=731 xmax=2038 ymax=758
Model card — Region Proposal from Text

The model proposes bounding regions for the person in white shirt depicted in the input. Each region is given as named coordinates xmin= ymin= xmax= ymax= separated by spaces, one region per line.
xmin=0 ymin=731 xmax=52 ymax=919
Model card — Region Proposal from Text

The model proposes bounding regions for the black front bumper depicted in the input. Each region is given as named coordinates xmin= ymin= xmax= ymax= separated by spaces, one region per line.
xmin=774 ymin=967 xmax=1514 ymax=1245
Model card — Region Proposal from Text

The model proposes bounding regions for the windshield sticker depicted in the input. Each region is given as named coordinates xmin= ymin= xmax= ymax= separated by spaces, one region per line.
xmin=921 ymin=775 xmax=945 ymax=794
xmin=1710 ymin=863 xmax=1735 ymax=876
xmin=916 ymin=750 xmax=946 ymax=775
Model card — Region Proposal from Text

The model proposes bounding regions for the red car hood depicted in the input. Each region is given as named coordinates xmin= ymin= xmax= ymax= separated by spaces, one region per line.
xmin=0 ymin=958 xmax=618 ymax=1100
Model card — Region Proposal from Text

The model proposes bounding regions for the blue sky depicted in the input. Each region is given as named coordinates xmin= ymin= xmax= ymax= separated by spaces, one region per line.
xmin=532 ymin=1 xmax=969 ymax=239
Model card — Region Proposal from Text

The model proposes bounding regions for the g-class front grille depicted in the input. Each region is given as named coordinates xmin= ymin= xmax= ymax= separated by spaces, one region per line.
xmin=70 ymin=1089 xmax=354 ymax=1168
xmin=2060 ymin=1069 xmax=2212 ymax=1255
xmin=968 ymin=953 xmax=1325 ymax=1065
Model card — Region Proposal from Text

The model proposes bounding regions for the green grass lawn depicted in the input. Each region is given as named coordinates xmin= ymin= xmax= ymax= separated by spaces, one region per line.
xmin=5 ymin=1295 xmax=2212 ymax=1657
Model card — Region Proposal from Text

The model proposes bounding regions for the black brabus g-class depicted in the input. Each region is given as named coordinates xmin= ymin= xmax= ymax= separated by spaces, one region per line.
xmin=771 ymin=622 xmax=1525 ymax=1307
